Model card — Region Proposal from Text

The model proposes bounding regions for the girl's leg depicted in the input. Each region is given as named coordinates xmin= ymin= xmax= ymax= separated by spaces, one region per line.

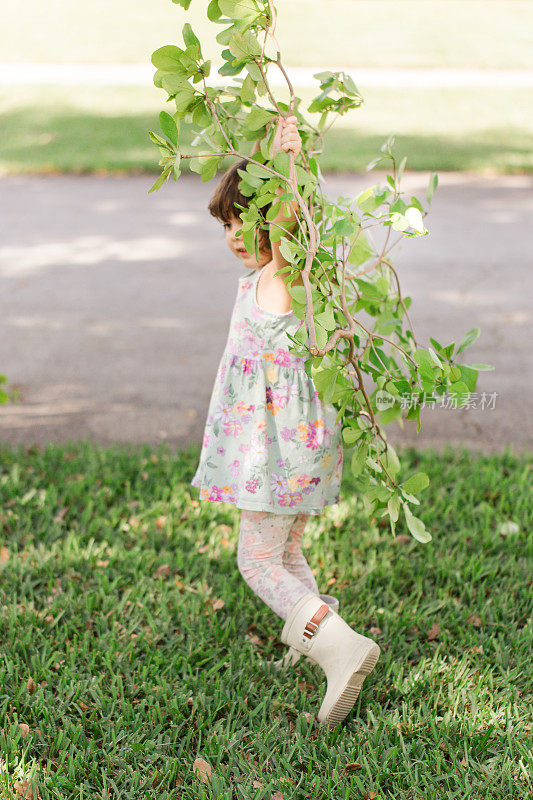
xmin=237 ymin=509 xmax=313 ymax=621
xmin=282 ymin=513 xmax=320 ymax=595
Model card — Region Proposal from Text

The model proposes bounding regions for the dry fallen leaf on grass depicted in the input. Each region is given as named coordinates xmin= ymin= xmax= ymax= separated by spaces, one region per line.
xmin=192 ymin=757 xmax=212 ymax=784
xmin=340 ymin=762 xmax=362 ymax=774
xmin=214 ymin=523 xmax=232 ymax=537
xmin=26 ymin=677 xmax=38 ymax=695
xmin=467 ymin=613 xmax=482 ymax=627
xmin=245 ymin=633 xmax=264 ymax=646
xmin=426 ymin=623 xmax=441 ymax=640
xmin=212 ymin=598 xmax=225 ymax=611
xmin=18 ymin=724 xmax=30 ymax=739
xmin=14 ymin=780 xmax=38 ymax=799
xmin=153 ymin=564 xmax=170 ymax=579
xmin=0 ymin=546 xmax=9 ymax=563
xmin=53 ymin=507 xmax=68 ymax=522
xmin=392 ymin=534 xmax=411 ymax=545
xmin=156 ymin=516 xmax=167 ymax=529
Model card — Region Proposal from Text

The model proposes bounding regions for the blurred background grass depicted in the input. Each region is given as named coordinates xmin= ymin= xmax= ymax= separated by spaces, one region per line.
xmin=0 ymin=0 xmax=532 ymax=174
xmin=2 ymin=0 xmax=532 ymax=67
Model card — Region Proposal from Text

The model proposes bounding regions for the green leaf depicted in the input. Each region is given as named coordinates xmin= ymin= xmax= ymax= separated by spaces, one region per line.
xmin=314 ymin=305 xmax=336 ymax=331
xmin=159 ymin=111 xmax=178 ymax=146
xmin=228 ymin=30 xmax=262 ymax=61
xmin=414 ymin=349 xmax=439 ymax=371
xmin=207 ymin=0 xmax=222 ymax=21
xmin=389 ymin=212 xmax=410 ymax=232
xmin=448 ymin=381 xmax=472 ymax=406
xmin=151 ymin=45 xmax=184 ymax=72
xmin=382 ymin=443 xmax=401 ymax=478
xmin=173 ymin=84 xmax=196 ymax=113
xmin=401 ymin=472 xmax=429 ymax=495
xmin=219 ymin=0 xmax=260 ymax=19
xmin=242 ymin=226 xmax=256 ymax=254
xmin=245 ymin=107 xmax=275 ymax=131
xmin=245 ymin=60 xmax=262 ymax=81
xmin=403 ymin=505 xmax=432 ymax=543
xmin=351 ymin=442 xmax=367 ymax=478
xmin=148 ymin=130 xmax=173 ymax=151
xmin=287 ymin=285 xmax=308 ymax=304
xmin=240 ymin=73 xmax=256 ymax=103
xmin=347 ymin=229 xmax=375 ymax=267
xmin=456 ymin=327 xmax=481 ymax=356
xmin=426 ymin=172 xmax=438 ymax=203
xmin=311 ymin=365 xmax=333 ymax=388
xmin=388 ymin=495 xmax=400 ymax=524
xmin=182 ymin=23 xmax=201 ymax=49
xmin=148 ymin=166 xmax=172 ymax=194
xmin=462 ymin=363 xmax=494 ymax=371
xmin=266 ymin=201 xmax=282 ymax=221
xmin=404 ymin=206 xmax=427 ymax=234
xmin=315 ymin=323 xmax=329 ymax=350
xmin=427 ymin=347 xmax=443 ymax=367
xmin=342 ymin=426 xmax=364 ymax=446
xmin=273 ymin=151 xmax=291 ymax=177
xmin=200 ymin=156 xmax=221 ymax=182
xmin=246 ymin=160 xmax=272 ymax=179
xmin=322 ymin=373 xmax=338 ymax=403
xmin=366 ymin=456 xmax=382 ymax=473
xmin=260 ymin=131 xmax=274 ymax=160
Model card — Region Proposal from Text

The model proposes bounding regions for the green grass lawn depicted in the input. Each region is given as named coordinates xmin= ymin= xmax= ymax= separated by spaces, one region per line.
xmin=2 ymin=0 xmax=533 ymax=69
xmin=0 ymin=441 xmax=531 ymax=798
xmin=1 ymin=84 xmax=532 ymax=175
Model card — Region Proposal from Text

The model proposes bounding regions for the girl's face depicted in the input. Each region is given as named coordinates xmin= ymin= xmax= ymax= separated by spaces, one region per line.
xmin=223 ymin=215 xmax=271 ymax=270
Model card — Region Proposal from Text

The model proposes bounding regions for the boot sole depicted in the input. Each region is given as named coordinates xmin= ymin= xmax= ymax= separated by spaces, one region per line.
xmin=319 ymin=643 xmax=381 ymax=727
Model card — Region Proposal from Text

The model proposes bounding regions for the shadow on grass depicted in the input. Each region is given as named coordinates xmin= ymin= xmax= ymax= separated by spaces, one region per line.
xmin=1 ymin=108 xmax=532 ymax=174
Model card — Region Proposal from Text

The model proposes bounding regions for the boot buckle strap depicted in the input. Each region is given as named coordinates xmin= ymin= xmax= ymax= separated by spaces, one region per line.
xmin=302 ymin=603 xmax=330 ymax=640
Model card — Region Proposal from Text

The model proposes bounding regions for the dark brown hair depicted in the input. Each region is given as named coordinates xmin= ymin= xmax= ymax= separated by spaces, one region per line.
xmin=208 ymin=157 xmax=272 ymax=255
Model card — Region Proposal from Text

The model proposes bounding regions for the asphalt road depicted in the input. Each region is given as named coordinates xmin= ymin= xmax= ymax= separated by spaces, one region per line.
xmin=0 ymin=171 xmax=531 ymax=454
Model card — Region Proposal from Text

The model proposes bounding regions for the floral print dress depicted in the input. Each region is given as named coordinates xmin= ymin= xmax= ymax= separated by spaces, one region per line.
xmin=190 ymin=267 xmax=343 ymax=515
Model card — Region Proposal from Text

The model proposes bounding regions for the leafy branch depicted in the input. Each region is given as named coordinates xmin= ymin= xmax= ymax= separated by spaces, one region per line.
xmin=148 ymin=0 xmax=493 ymax=543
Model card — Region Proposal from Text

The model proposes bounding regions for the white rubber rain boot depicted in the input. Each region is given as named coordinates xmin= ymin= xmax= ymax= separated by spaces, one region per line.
xmin=272 ymin=593 xmax=340 ymax=671
xmin=280 ymin=591 xmax=381 ymax=727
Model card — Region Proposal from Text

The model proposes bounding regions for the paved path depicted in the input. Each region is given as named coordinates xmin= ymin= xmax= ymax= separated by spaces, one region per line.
xmin=1 ymin=62 xmax=532 ymax=88
xmin=0 ymin=172 xmax=531 ymax=454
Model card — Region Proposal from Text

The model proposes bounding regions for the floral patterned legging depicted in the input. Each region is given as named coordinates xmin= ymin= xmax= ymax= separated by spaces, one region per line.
xmin=237 ymin=509 xmax=320 ymax=621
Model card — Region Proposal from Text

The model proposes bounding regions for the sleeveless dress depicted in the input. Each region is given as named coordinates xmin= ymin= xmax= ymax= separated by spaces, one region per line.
xmin=190 ymin=267 xmax=344 ymax=515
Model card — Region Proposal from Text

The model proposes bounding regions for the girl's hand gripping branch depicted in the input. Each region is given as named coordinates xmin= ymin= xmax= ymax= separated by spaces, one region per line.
xmin=268 ymin=115 xmax=302 ymax=271
xmin=271 ymin=114 xmax=302 ymax=160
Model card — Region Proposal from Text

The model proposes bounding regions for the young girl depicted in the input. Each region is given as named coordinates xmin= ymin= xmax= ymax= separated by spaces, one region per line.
xmin=191 ymin=115 xmax=380 ymax=727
